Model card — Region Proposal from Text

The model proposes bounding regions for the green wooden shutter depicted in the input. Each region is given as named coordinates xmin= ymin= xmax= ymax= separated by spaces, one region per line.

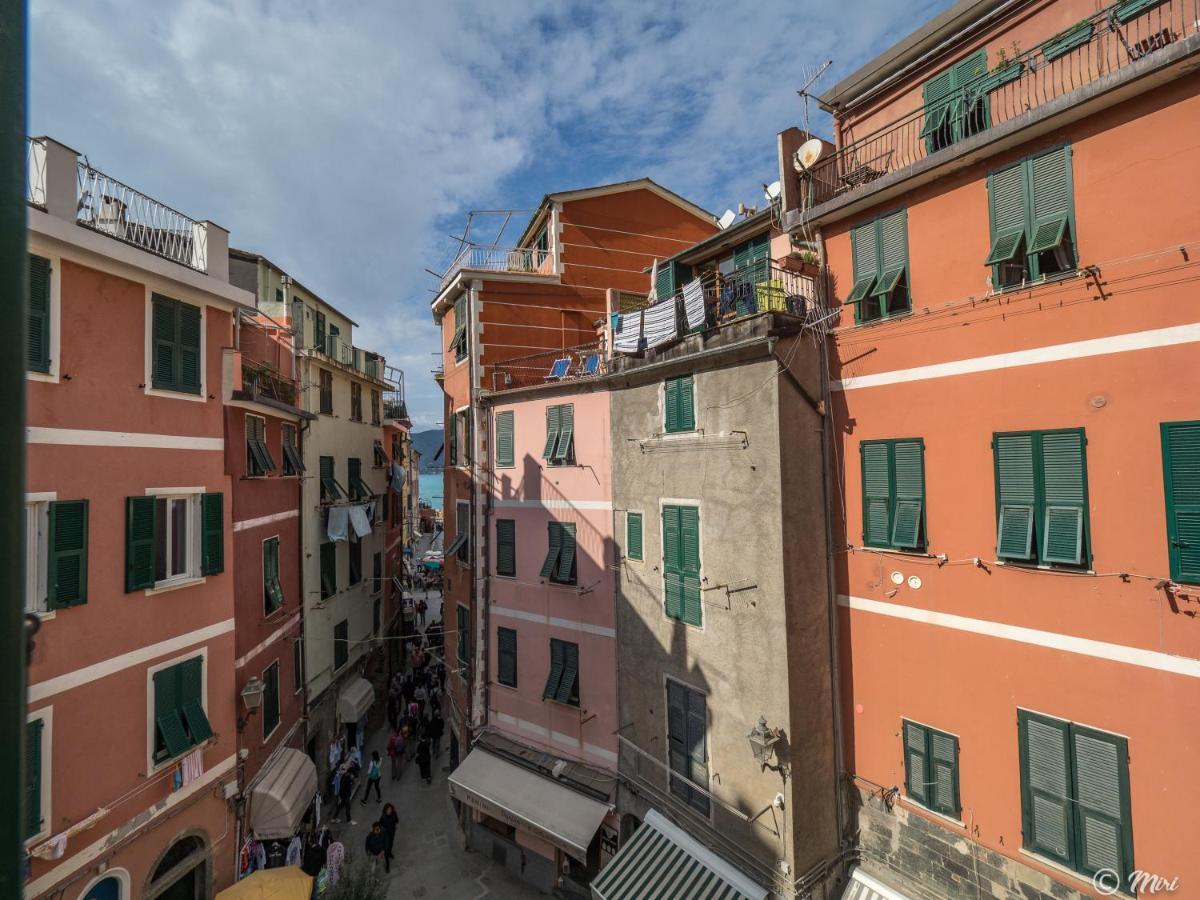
xmin=891 ymin=440 xmax=925 ymax=548
xmin=28 ymin=254 xmax=51 ymax=373
xmin=554 ymin=404 xmax=574 ymax=462
xmin=152 ymin=297 xmax=178 ymax=390
xmin=995 ymin=434 xmax=1036 ymax=559
xmin=456 ymin=606 xmax=468 ymax=668
xmin=1071 ymin=726 xmax=1133 ymax=884
xmin=556 ymin=641 xmax=579 ymax=704
xmin=920 ymin=68 xmax=956 ymax=147
xmin=1019 ymin=711 xmax=1075 ymax=867
xmin=348 ymin=457 xmax=362 ymax=499
xmin=1162 ymin=421 xmax=1200 ymax=583
xmin=556 ymin=522 xmax=577 ymax=582
xmin=847 ymin=222 xmax=879 ymax=310
xmin=48 ymin=499 xmax=88 ymax=608
xmin=1041 ymin=430 xmax=1087 ymax=565
xmin=153 ymin=665 xmax=190 ymax=759
xmin=655 ymin=262 xmax=676 ymax=300
xmin=677 ymin=376 xmax=695 ymax=431
xmin=986 ymin=162 xmax=1028 ymax=268
xmin=543 ymin=639 xmax=564 ymax=700
xmin=25 ymin=719 xmax=42 ymax=839
xmin=180 ymin=656 xmax=212 ymax=744
xmin=1028 ymin=147 xmax=1073 ymax=257
xmin=177 ymin=303 xmax=202 ymax=394
xmin=321 ymin=543 xmax=337 ymax=597
xmin=496 ymin=411 xmax=515 ymax=467
xmin=626 ymin=512 xmax=643 ymax=561
xmin=1114 ymin=0 xmax=1168 ymax=21
xmin=313 ymin=310 xmax=326 ymax=351
xmin=666 ymin=682 xmax=687 ymax=796
xmin=125 ymin=496 xmax=157 ymax=591
xmin=448 ymin=413 xmax=458 ymax=466
xmin=498 ymin=627 xmax=517 ymax=686
xmin=201 ymin=492 xmax=224 ymax=575
xmin=496 ymin=519 xmax=516 ymax=577
xmin=542 ymin=405 xmax=561 ymax=459
xmin=680 ymin=506 xmax=701 ymax=626
xmin=663 ymin=506 xmax=683 ymax=620
xmin=903 ymin=721 xmax=929 ymax=804
xmin=685 ymin=689 xmax=709 ymax=813
xmin=861 ymin=442 xmax=892 ymax=547
xmin=875 ymin=210 xmax=909 ymax=310
xmin=929 ymin=729 xmax=961 ymax=818
xmin=335 ymin=619 xmax=349 ymax=669
xmin=540 ymin=522 xmax=562 ymax=578
xmin=262 ymin=664 xmax=280 ymax=738
xmin=664 ymin=379 xmax=680 ymax=433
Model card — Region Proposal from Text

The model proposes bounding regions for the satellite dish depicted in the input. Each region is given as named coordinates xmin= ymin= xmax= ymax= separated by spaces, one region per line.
xmin=763 ymin=181 xmax=781 ymax=201
xmin=793 ymin=138 xmax=825 ymax=172
xmin=717 ymin=209 xmax=737 ymax=229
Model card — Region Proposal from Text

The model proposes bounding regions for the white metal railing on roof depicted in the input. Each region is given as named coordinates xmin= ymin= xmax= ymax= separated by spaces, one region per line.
xmin=440 ymin=246 xmax=552 ymax=289
xmin=26 ymin=137 xmax=46 ymax=208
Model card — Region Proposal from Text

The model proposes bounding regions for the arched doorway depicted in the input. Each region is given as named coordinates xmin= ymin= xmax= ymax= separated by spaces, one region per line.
xmin=145 ymin=834 xmax=208 ymax=900
xmin=81 ymin=874 xmax=124 ymax=900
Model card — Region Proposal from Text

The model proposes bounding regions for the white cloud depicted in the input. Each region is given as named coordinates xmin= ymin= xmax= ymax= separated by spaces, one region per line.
xmin=31 ymin=0 xmax=952 ymax=429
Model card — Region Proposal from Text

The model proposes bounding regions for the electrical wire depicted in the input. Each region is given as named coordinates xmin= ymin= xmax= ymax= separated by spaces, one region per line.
xmin=558 ymin=219 xmax=711 ymax=247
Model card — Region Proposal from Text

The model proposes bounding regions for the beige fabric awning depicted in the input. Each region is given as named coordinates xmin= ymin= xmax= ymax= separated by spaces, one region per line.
xmin=337 ymin=676 xmax=374 ymax=722
xmin=249 ymin=749 xmax=318 ymax=840
xmin=448 ymin=749 xmax=611 ymax=862
xmin=842 ymin=867 xmax=913 ymax=900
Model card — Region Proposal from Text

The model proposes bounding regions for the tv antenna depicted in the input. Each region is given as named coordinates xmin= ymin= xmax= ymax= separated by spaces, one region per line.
xmin=796 ymin=60 xmax=832 ymax=136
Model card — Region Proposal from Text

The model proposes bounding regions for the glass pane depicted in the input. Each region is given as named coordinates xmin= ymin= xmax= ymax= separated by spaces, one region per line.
xmin=171 ymin=499 xmax=188 ymax=577
xmin=155 ymin=498 xmax=168 ymax=582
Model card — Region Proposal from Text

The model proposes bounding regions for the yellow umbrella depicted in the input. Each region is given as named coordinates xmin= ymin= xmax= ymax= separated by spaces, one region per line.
xmin=216 ymin=866 xmax=313 ymax=900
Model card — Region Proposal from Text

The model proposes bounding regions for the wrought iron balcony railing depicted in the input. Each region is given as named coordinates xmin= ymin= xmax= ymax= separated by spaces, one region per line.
xmin=440 ymin=246 xmax=553 ymax=290
xmin=26 ymin=137 xmax=46 ymax=208
xmin=802 ymin=0 xmax=1197 ymax=209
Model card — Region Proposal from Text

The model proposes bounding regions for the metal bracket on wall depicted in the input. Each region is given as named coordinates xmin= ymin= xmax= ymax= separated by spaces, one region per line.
xmin=701 ymin=579 xmax=759 ymax=610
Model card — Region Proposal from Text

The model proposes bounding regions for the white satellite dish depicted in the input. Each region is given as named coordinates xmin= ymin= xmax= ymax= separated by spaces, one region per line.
xmin=792 ymin=138 xmax=825 ymax=172
xmin=717 ymin=209 xmax=737 ymax=229
xmin=763 ymin=181 xmax=781 ymax=201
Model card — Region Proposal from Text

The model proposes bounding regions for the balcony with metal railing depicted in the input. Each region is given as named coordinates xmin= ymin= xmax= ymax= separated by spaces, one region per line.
xmin=383 ymin=365 xmax=408 ymax=421
xmin=238 ymin=317 xmax=298 ymax=407
xmin=440 ymin=246 xmax=554 ymax=291
xmin=304 ymin=331 xmax=390 ymax=384
xmin=483 ymin=342 xmax=608 ymax=392
xmin=795 ymin=0 xmax=1199 ymax=217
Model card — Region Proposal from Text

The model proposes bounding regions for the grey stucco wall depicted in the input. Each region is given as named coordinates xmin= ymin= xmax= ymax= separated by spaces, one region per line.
xmin=610 ymin=319 xmax=839 ymax=896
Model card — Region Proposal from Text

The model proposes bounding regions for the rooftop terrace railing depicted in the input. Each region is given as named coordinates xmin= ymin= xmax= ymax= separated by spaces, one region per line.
xmin=484 ymin=342 xmax=607 ymax=392
xmin=26 ymin=136 xmax=46 ymax=208
xmin=440 ymin=246 xmax=553 ymax=290
xmin=803 ymin=0 xmax=1197 ymax=208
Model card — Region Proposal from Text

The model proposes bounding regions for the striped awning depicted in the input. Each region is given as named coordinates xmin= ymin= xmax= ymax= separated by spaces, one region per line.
xmin=841 ymin=866 xmax=912 ymax=900
xmin=590 ymin=809 xmax=766 ymax=900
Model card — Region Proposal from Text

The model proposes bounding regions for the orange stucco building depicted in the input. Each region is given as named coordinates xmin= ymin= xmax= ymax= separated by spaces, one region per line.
xmin=430 ymin=180 xmax=717 ymax=792
xmin=781 ymin=0 xmax=1200 ymax=896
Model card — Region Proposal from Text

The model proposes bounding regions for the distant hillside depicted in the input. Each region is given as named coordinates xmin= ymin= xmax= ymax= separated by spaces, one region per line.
xmin=411 ymin=429 xmax=443 ymax=473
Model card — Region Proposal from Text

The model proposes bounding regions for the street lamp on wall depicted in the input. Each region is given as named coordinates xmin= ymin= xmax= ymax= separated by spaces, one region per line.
xmin=747 ymin=716 xmax=783 ymax=772
xmin=237 ymin=676 xmax=265 ymax=732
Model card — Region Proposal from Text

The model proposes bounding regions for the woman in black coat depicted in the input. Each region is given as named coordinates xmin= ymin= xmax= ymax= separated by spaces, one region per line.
xmin=416 ymin=738 xmax=433 ymax=784
xmin=380 ymin=802 xmax=400 ymax=868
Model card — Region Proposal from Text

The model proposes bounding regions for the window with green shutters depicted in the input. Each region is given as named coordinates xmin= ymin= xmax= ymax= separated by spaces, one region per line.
xmin=48 ymin=499 xmax=88 ymax=608
xmin=293 ymin=639 xmax=304 ymax=693
xmin=313 ymin=309 xmax=326 ymax=352
xmin=497 ymin=627 xmax=518 ymax=687
xmin=542 ymin=404 xmax=575 ymax=465
xmin=861 ymin=439 xmax=927 ymax=551
xmin=373 ymin=597 xmax=381 ymax=637
xmin=263 ymin=537 xmax=283 ymax=614
xmin=246 ymin=415 xmax=275 ymax=477
xmin=334 ymin=619 xmax=349 ymax=670
xmin=451 ymin=297 xmax=468 ymax=362
xmin=151 ymin=294 xmax=202 ymax=394
xmin=902 ymin=720 xmax=960 ymax=818
xmin=920 ymin=50 xmax=989 ymax=154
xmin=732 ymin=233 xmax=769 ymax=283
xmin=626 ymin=511 xmax=643 ymax=561
xmin=319 ymin=456 xmax=344 ymax=502
xmin=495 ymin=410 xmax=515 ymax=468
xmin=319 ymin=369 xmax=333 ymax=414
xmin=349 ymin=535 xmax=362 ymax=585
xmin=664 ymin=375 xmax=695 ymax=434
xmin=986 ymin=146 xmax=1076 ymax=289
xmin=542 ymin=638 xmax=579 ymax=706
xmin=456 ymin=604 xmax=469 ymax=670
xmin=666 ymin=679 xmax=709 ymax=816
xmin=540 ymin=522 xmax=577 ymax=585
xmin=448 ymin=411 xmax=458 ymax=466
xmin=320 ymin=542 xmax=337 ymax=599
xmin=152 ymin=656 xmax=212 ymax=764
xmin=662 ymin=505 xmax=701 ymax=626
xmin=1018 ymin=710 xmax=1134 ymax=889
xmin=125 ymin=493 xmax=221 ymax=590
xmin=281 ymin=423 xmax=304 ymax=475
xmin=1161 ymin=421 xmax=1200 ymax=584
xmin=348 ymin=457 xmax=372 ymax=500
xmin=993 ymin=429 xmax=1090 ymax=567
xmin=28 ymin=254 xmax=51 ymax=373
xmin=847 ymin=210 xmax=910 ymax=324
xmin=201 ymin=493 xmax=224 ymax=575
xmin=25 ymin=717 xmax=44 ymax=839
xmin=261 ymin=661 xmax=280 ymax=740
xmin=496 ymin=518 xmax=516 ymax=577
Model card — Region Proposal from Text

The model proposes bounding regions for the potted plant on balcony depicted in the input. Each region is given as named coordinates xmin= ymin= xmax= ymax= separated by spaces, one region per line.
xmin=1041 ymin=19 xmax=1095 ymax=62
xmin=789 ymin=249 xmax=822 ymax=278
xmin=977 ymin=46 xmax=1025 ymax=94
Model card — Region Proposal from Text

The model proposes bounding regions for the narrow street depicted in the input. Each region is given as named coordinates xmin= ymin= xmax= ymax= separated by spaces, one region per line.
xmin=331 ymin=530 xmax=543 ymax=899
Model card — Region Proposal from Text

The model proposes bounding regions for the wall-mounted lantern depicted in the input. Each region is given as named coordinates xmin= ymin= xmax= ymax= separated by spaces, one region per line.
xmin=747 ymin=716 xmax=782 ymax=771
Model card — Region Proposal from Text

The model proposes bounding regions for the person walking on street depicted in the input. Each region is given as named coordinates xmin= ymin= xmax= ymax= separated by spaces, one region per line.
xmin=428 ymin=709 xmax=445 ymax=758
xmin=380 ymin=802 xmax=399 ymax=871
xmin=387 ymin=728 xmax=404 ymax=780
xmin=416 ymin=737 xmax=433 ymax=785
xmin=332 ymin=764 xmax=356 ymax=824
xmin=361 ymin=751 xmax=383 ymax=803
xmin=365 ymin=822 xmax=387 ymax=873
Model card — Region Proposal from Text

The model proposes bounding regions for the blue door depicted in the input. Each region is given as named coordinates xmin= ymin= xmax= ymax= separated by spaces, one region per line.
xmin=83 ymin=876 xmax=121 ymax=900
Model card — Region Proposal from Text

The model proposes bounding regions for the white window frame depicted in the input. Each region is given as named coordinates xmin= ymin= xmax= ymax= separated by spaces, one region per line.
xmin=25 ymin=492 xmax=55 ymax=617
xmin=144 ymin=486 xmax=204 ymax=594
xmin=26 ymin=247 xmax=62 ymax=384
xmin=261 ymin=659 xmax=281 ymax=744
xmin=25 ymin=705 xmax=53 ymax=845
xmin=142 ymin=288 xmax=207 ymax=403
xmin=144 ymin=647 xmax=208 ymax=774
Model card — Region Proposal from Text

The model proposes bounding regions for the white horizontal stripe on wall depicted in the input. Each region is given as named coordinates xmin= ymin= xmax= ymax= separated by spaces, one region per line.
xmin=490 ymin=606 xmax=616 ymax=638
xmin=493 ymin=712 xmax=619 ymax=765
xmin=29 ymin=619 xmax=236 ymax=702
xmin=834 ymin=323 xmax=1200 ymax=391
xmin=235 ymin=613 xmax=301 ymax=669
xmin=233 ymin=509 xmax=300 ymax=532
xmin=493 ymin=498 xmax=613 ymax=511
xmin=840 ymin=595 xmax=1200 ymax=679
xmin=27 ymin=426 xmax=224 ymax=451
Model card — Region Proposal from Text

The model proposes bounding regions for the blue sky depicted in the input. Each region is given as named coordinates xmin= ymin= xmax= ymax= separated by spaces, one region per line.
xmin=30 ymin=0 xmax=953 ymax=430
